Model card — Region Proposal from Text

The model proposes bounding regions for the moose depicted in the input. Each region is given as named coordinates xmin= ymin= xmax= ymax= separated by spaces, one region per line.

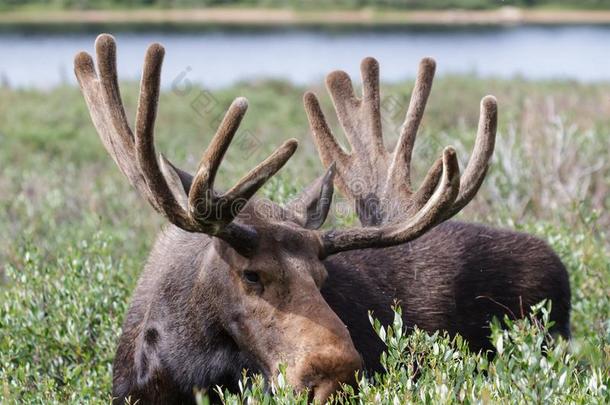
xmin=74 ymin=34 xmax=570 ymax=404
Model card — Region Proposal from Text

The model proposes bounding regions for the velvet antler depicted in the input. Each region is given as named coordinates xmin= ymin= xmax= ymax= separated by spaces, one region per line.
xmin=75 ymin=34 xmax=297 ymax=255
xmin=304 ymin=57 xmax=497 ymax=227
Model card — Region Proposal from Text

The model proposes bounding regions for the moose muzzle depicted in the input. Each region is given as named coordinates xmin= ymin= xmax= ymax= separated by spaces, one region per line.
xmin=279 ymin=297 xmax=363 ymax=402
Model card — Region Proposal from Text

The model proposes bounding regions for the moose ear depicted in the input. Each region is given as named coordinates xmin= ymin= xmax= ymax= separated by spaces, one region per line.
xmin=286 ymin=163 xmax=336 ymax=230
xmin=159 ymin=154 xmax=193 ymax=196
xmin=212 ymin=238 xmax=252 ymax=267
xmin=134 ymin=323 xmax=163 ymax=388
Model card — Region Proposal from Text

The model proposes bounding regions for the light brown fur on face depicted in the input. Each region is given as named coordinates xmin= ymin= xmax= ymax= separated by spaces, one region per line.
xmin=208 ymin=217 xmax=362 ymax=398
xmin=116 ymin=206 xmax=362 ymax=403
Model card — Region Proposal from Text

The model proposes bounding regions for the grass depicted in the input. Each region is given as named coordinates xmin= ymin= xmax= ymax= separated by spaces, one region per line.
xmin=0 ymin=76 xmax=609 ymax=403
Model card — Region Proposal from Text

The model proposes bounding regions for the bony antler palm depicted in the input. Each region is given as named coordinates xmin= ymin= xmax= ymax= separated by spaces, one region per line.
xmin=304 ymin=57 xmax=497 ymax=226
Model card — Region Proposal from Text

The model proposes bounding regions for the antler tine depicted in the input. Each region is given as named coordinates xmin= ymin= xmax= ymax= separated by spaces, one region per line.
xmin=388 ymin=57 xmax=436 ymax=192
xmin=95 ymin=34 xmax=135 ymax=148
xmin=360 ymin=57 xmax=385 ymax=154
xmin=74 ymin=35 xmax=153 ymax=208
xmin=441 ymin=95 xmax=497 ymax=220
xmin=325 ymin=70 xmax=360 ymax=148
xmin=406 ymin=155 xmax=443 ymax=216
xmin=325 ymin=70 xmax=359 ymax=119
xmin=303 ymin=91 xmax=349 ymax=175
xmin=188 ymin=98 xmax=248 ymax=218
xmin=321 ymin=147 xmax=460 ymax=256
xmin=134 ymin=41 xmax=191 ymax=228
xmin=187 ymin=97 xmax=299 ymax=229
xmin=325 ymin=59 xmax=386 ymax=157
xmin=223 ymin=138 xmax=298 ymax=203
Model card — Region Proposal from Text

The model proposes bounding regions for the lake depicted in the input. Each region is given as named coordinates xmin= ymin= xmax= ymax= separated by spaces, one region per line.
xmin=1 ymin=25 xmax=609 ymax=89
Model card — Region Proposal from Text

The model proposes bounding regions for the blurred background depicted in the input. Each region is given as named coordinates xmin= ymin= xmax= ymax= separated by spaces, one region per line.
xmin=0 ymin=1 xmax=609 ymax=402
xmin=2 ymin=1 xmax=610 ymax=87
xmin=2 ymin=0 xmax=609 ymax=234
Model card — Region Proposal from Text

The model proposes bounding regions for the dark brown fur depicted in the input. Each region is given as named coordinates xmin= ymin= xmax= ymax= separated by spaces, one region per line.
xmin=324 ymin=221 xmax=570 ymax=370
xmin=113 ymin=220 xmax=570 ymax=403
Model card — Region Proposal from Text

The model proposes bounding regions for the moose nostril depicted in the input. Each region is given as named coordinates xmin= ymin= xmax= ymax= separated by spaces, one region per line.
xmin=301 ymin=358 xmax=360 ymax=402
xmin=307 ymin=387 xmax=316 ymax=403
xmin=311 ymin=380 xmax=341 ymax=403
xmin=338 ymin=350 xmax=363 ymax=386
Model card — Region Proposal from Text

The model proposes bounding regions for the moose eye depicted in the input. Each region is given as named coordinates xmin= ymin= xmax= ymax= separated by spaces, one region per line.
xmin=243 ymin=271 xmax=260 ymax=284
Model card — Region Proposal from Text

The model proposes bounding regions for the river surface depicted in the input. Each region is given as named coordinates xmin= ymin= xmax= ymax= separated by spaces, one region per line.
xmin=1 ymin=25 xmax=609 ymax=88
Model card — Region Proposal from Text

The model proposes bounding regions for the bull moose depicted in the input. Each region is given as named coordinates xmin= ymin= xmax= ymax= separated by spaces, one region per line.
xmin=74 ymin=34 xmax=570 ymax=404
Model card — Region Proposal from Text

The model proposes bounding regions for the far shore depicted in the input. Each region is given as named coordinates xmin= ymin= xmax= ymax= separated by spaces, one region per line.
xmin=1 ymin=7 xmax=610 ymax=28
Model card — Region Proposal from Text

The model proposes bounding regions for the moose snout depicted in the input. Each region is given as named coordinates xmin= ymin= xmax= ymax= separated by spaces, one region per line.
xmin=295 ymin=342 xmax=363 ymax=402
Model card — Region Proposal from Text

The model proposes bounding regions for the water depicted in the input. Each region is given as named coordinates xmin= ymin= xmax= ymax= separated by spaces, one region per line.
xmin=1 ymin=26 xmax=609 ymax=89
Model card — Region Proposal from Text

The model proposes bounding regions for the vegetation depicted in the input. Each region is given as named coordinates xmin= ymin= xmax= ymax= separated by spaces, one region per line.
xmin=1 ymin=0 xmax=610 ymax=11
xmin=1 ymin=76 xmax=609 ymax=402
xmin=216 ymin=303 xmax=609 ymax=404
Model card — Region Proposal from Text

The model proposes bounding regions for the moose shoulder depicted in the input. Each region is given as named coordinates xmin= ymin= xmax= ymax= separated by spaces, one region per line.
xmin=74 ymin=35 xmax=570 ymax=404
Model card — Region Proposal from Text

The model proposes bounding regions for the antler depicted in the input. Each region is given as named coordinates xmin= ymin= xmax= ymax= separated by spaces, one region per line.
xmin=319 ymin=147 xmax=460 ymax=256
xmin=304 ymin=57 xmax=497 ymax=227
xmin=75 ymin=34 xmax=297 ymax=255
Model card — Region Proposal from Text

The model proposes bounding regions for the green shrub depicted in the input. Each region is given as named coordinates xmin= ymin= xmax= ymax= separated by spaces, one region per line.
xmin=1 ymin=78 xmax=608 ymax=403
xmin=211 ymin=303 xmax=609 ymax=404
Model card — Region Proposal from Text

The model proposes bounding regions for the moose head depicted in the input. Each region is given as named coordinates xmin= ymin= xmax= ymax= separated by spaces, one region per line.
xmin=74 ymin=35 xmax=496 ymax=403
